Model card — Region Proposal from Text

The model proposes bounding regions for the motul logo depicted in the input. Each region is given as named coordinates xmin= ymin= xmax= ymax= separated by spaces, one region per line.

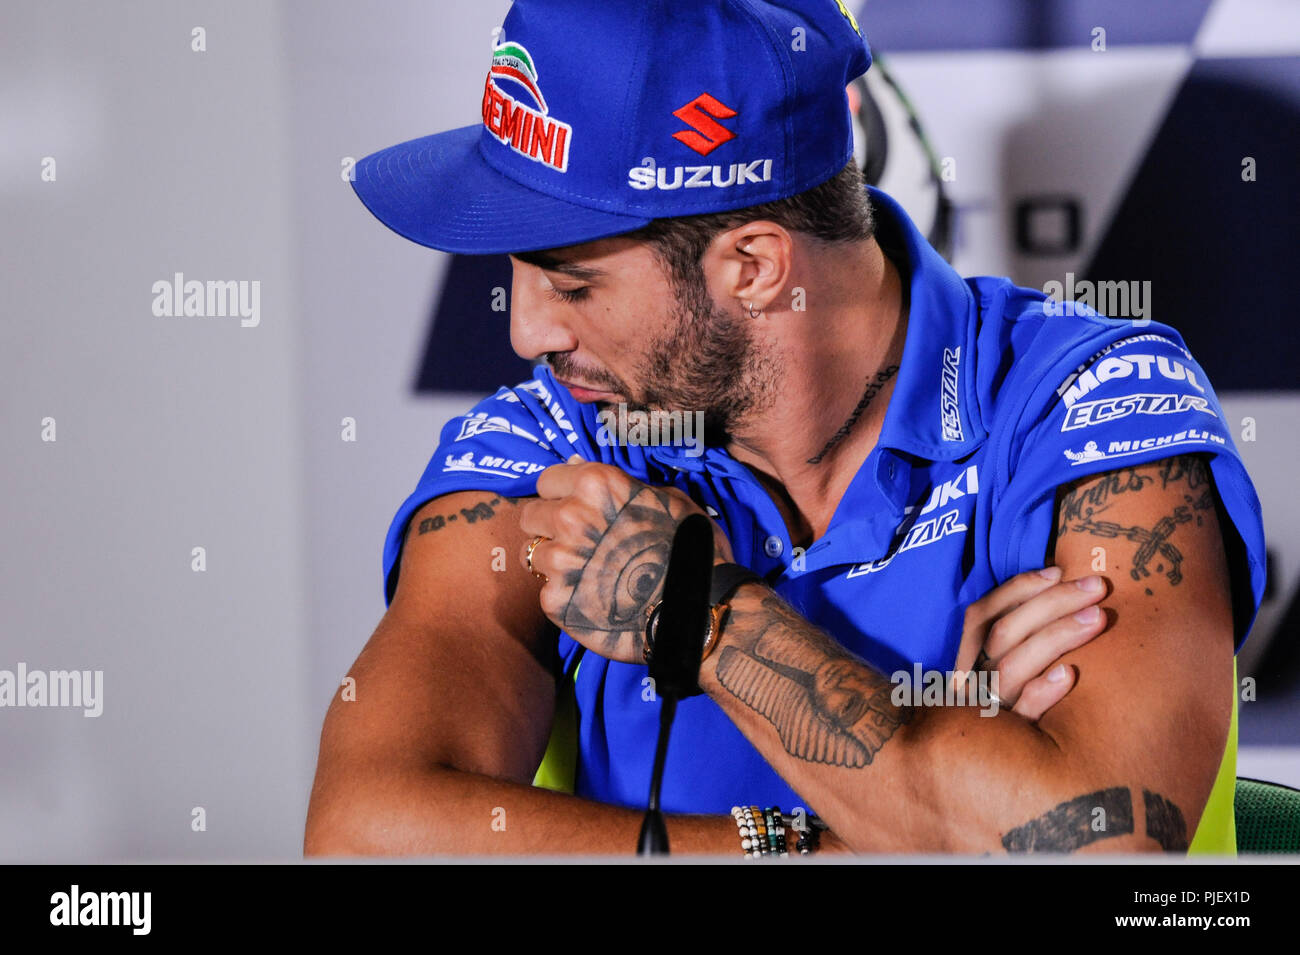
xmin=671 ymin=93 xmax=737 ymax=156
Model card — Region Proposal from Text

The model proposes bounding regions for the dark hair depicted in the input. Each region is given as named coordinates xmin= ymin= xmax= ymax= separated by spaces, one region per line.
xmin=622 ymin=161 xmax=874 ymax=295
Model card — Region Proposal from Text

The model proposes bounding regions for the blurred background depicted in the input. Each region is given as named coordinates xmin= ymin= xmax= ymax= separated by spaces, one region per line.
xmin=2 ymin=0 xmax=1297 ymax=860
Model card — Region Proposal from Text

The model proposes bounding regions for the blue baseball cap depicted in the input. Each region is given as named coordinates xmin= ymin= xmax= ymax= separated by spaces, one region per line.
xmin=352 ymin=0 xmax=872 ymax=255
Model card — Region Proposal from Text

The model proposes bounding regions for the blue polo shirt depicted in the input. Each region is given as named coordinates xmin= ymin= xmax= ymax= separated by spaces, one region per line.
xmin=381 ymin=187 xmax=1266 ymax=830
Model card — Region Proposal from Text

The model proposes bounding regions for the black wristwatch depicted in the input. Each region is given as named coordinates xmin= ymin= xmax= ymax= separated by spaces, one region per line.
xmin=643 ymin=563 xmax=764 ymax=665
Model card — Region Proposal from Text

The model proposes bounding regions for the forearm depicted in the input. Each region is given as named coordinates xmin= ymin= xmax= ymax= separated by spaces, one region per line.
xmin=305 ymin=762 xmax=780 ymax=856
xmin=698 ymin=583 xmax=1187 ymax=854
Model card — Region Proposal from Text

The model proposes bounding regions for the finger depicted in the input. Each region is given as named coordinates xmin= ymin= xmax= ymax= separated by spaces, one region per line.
xmin=990 ymin=606 xmax=1105 ymax=704
xmin=982 ymin=575 xmax=1108 ymax=664
xmin=533 ymin=538 xmax=587 ymax=588
xmin=517 ymin=529 xmax=588 ymax=585
xmin=518 ymin=519 xmax=558 ymax=575
xmin=519 ymin=497 xmax=607 ymax=549
xmin=955 ymin=567 xmax=1062 ymax=671
xmin=966 ymin=566 xmax=1064 ymax=628
xmin=534 ymin=460 xmax=584 ymax=500
xmin=1011 ymin=664 xmax=1078 ymax=722
xmin=516 ymin=498 xmax=569 ymax=573
xmin=517 ymin=497 xmax=557 ymax=540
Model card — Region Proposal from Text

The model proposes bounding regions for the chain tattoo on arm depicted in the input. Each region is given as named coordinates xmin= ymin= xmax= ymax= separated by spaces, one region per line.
xmin=1010 ymin=455 xmax=1211 ymax=853
xmin=1056 ymin=453 xmax=1215 ymax=594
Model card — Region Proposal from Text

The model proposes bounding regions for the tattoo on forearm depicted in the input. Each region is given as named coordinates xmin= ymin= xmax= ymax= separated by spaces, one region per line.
xmin=1003 ymin=786 xmax=1189 ymax=853
xmin=714 ymin=594 xmax=913 ymax=767
xmin=558 ymin=484 xmax=683 ymax=658
xmin=1143 ymin=789 xmax=1189 ymax=851
xmin=1056 ymin=454 xmax=1214 ymax=593
xmin=415 ymin=495 xmax=515 ymax=535
xmin=1002 ymin=787 xmax=1134 ymax=853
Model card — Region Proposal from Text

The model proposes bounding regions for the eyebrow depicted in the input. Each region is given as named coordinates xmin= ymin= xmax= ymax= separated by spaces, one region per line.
xmin=512 ymin=249 xmax=606 ymax=281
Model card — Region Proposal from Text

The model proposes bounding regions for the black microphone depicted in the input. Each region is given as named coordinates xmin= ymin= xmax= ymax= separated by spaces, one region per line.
xmin=636 ymin=513 xmax=714 ymax=856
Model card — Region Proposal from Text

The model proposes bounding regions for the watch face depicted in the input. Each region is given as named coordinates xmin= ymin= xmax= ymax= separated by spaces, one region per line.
xmin=645 ymin=602 xmax=723 ymax=663
xmin=644 ymin=601 xmax=662 ymax=664
xmin=708 ymin=604 xmax=729 ymax=646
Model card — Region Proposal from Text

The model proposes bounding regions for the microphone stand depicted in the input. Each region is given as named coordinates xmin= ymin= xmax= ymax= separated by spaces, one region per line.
xmin=636 ymin=514 xmax=714 ymax=856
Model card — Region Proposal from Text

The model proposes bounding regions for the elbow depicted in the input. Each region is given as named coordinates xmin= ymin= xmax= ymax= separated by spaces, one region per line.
xmin=303 ymin=763 xmax=458 ymax=858
xmin=303 ymin=785 xmax=377 ymax=858
xmin=303 ymin=818 xmax=348 ymax=858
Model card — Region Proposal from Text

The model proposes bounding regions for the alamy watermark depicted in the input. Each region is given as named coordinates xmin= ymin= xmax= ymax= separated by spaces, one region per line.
xmin=595 ymin=403 xmax=705 ymax=457
xmin=151 ymin=272 xmax=260 ymax=327
xmin=1042 ymin=272 xmax=1151 ymax=325
xmin=0 ymin=663 xmax=103 ymax=717
xmin=890 ymin=663 xmax=1000 ymax=717
xmin=50 ymin=885 xmax=150 ymax=935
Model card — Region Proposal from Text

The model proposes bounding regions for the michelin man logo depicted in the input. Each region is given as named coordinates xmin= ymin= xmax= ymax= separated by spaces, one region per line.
xmin=444 ymin=451 xmax=548 ymax=478
xmin=454 ymin=412 xmax=546 ymax=447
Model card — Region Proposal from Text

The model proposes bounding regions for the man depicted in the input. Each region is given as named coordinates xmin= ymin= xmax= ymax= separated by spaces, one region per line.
xmin=306 ymin=0 xmax=1266 ymax=855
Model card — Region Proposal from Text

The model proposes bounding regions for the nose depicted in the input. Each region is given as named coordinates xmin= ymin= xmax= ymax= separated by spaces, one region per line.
xmin=509 ymin=271 xmax=580 ymax=361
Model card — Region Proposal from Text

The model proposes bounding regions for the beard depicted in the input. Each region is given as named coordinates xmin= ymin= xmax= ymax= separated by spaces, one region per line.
xmin=548 ymin=277 xmax=783 ymax=445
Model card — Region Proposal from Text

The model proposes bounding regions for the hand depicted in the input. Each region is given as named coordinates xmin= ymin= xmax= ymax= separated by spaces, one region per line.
xmin=954 ymin=566 xmax=1109 ymax=720
xmin=519 ymin=457 xmax=735 ymax=664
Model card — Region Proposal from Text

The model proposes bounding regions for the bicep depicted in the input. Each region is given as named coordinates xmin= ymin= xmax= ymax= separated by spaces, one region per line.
xmin=1036 ymin=453 xmax=1235 ymax=840
xmin=321 ymin=490 xmax=558 ymax=784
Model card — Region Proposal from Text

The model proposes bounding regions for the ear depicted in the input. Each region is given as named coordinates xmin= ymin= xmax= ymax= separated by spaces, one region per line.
xmin=704 ymin=221 xmax=794 ymax=315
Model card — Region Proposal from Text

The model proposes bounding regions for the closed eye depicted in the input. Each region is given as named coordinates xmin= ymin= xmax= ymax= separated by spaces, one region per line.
xmin=546 ymin=284 xmax=591 ymax=304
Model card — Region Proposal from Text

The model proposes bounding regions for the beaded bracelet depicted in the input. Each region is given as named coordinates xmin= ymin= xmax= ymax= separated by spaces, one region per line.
xmin=794 ymin=813 xmax=824 ymax=855
xmin=733 ymin=805 xmax=761 ymax=858
xmin=750 ymin=805 xmax=768 ymax=857
xmin=748 ymin=806 xmax=765 ymax=858
xmin=733 ymin=805 xmax=798 ymax=858
xmin=763 ymin=807 xmax=778 ymax=855
xmin=730 ymin=806 xmax=751 ymax=855
xmin=732 ymin=805 xmax=763 ymax=859
xmin=770 ymin=807 xmax=788 ymax=857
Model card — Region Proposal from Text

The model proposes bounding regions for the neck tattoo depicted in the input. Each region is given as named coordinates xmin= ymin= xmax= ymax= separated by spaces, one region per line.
xmin=806 ymin=363 xmax=900 ymax=465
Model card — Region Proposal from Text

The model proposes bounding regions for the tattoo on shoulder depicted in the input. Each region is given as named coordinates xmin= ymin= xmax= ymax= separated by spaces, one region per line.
xmin=1055 ymin=454 xmax=1215 ymax=594
xmin=715 ymin=594 xmax=912 ymax=768
xmin=1002 ymin=786 xmax=1189 ymax=853
xmin=413 ymin=495 xmax=517 ymax=537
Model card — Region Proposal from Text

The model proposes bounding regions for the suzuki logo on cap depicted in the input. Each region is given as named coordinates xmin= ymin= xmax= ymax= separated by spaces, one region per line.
xmin=671 ymin=93 xmax=737 ymax=156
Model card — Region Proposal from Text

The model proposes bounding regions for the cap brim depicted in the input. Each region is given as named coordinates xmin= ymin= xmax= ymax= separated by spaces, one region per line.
xmin=351 ymin=124 xmax=654 ymax=255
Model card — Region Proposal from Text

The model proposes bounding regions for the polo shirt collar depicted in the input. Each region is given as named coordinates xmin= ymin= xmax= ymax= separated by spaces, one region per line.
xmin=867 ymin=186 xmax=986 ymax=461
xmin=797 ymin=188 xmax=987 ymax=568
